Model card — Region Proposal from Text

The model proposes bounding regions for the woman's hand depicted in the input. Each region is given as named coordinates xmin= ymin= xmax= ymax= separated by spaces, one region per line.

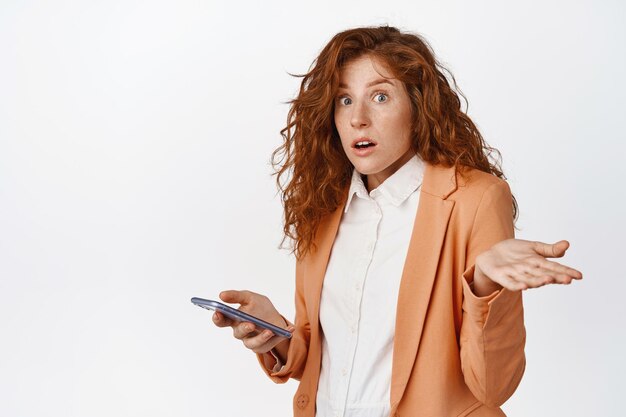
xmin=473 ymin=239 xmax=583 ymax=295
xmin=212 ymin=290 xmax=294 ymax=356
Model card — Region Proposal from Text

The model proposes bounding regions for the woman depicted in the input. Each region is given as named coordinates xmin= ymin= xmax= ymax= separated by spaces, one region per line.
xmin=212 ymin=25 xmax=582 ymax=417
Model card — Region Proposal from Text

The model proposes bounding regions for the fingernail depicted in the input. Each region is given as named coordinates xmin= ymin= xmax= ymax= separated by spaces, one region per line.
xmin=264 ymin=330 xmax=273 ymax=338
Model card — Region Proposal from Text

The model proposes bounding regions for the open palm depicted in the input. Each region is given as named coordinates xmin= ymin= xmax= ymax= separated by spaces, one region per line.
xmin=475 ymin=239 xmax=583 ymax=292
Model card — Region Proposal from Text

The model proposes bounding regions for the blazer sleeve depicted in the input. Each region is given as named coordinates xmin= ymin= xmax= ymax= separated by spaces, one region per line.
xmin=459 ymin=180 xmax=527 ymax=408
xmin=255 ymin=255 xmax=311 ymax=383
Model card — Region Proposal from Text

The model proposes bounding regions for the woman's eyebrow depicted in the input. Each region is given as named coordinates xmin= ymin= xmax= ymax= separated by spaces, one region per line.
xmin=338 ymin=78 xmax=395 ymax=89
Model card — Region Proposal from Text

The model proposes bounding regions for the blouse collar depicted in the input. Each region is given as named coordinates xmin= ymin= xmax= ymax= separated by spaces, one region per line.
xmin=344 ymin=152 xmax=425 ymax=213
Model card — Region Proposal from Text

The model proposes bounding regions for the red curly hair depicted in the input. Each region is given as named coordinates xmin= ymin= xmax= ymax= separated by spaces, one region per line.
xmin=271 ymin=25 xmax=518 ymax=260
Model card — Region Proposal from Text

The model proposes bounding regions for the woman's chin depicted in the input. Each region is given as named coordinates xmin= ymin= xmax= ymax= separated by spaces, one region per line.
xmin=352 ymin=160 xmax=382 ymax=176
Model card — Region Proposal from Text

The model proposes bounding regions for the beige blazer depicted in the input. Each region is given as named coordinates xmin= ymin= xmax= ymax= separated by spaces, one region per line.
xmin=257 ymin=163 xmax=526 ymax=417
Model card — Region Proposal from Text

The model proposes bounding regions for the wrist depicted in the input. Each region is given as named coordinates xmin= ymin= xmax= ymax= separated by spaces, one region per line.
xmin=271 ymin=337 xmax=290 ymax=364
xmin=473 ymin=262 xmax=502 ymax=297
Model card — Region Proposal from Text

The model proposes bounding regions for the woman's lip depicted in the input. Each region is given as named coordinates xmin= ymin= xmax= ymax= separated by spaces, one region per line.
xmin=352 ymin=144 xmax=376 ymax=156
xmin=351 ymin=138 xmax=377 ymax=148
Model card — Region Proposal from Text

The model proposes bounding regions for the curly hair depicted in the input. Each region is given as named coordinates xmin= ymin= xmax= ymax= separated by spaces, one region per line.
xmin=270 ymin=25 xmax=518 ymax=260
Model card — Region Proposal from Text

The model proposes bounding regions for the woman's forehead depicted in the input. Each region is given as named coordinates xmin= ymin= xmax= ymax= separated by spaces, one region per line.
xmin=337 ymin=55 xmax=397 ymax=86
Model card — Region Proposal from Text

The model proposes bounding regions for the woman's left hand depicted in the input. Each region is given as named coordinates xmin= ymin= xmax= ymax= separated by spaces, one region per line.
xmin=473 ymin=239 xmax=583 ymax=295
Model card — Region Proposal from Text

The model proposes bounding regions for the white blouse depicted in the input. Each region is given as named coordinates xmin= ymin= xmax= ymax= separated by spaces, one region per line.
xmin=315 ymin=153 xmax=425 ymax=417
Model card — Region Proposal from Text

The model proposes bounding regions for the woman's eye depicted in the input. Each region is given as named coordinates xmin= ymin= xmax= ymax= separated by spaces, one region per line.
xmin=374 ymin=92 xmax=388 ymax=103
xmin=337 ymin=93 xmax=387 ymax=106
xmin=338 ymin=97 xmax=351 ymax=105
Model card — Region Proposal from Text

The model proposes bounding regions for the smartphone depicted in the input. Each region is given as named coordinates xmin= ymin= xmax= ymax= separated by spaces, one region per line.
xmin=191 ymin=297 xmax=292 ymax=339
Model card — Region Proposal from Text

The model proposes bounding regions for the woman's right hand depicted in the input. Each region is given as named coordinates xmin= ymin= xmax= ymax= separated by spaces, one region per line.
xmin=212 ymin=290 xmax=294 ymax=356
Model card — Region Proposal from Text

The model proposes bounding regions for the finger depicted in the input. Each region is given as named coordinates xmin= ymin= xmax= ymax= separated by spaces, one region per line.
xmin=519 ymin=257 xmax=582 ymax=280
xmin=212 ymin=311 xmax=234 ymax=328
xmin=552 ymin=273 xmax=574 ymax=285
xmin=219 ymin=290 xmax=253 ymax=305
xmin=529 ymin=271 xmax=571 ymax=286
xmin=544 ymin=264 xmax=582 ymax=280
xmin=243 ymin=329 xmax=277 ymax=352
xmin=548 ymin=261 xmax=583 ymax=279
xmin=232 ymin=321 xmax=258 ymax=340
xmin=532 ymin=240 xmax=570 ymax=258
xmin=244 ymin=325 xmax=296 ymax=352
xmin=535 ymin=259 xmax=583 ymax=279
xmin=518 ymin=265 xmax=577 ymax=287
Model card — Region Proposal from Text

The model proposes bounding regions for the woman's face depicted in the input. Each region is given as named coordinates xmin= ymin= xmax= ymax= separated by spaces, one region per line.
xmin=334 ymin=54 xmax=415 ymax=192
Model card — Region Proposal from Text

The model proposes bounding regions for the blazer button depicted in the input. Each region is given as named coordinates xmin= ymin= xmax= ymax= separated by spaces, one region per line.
xmin=296 ymin=394 xmax=309 ymax=409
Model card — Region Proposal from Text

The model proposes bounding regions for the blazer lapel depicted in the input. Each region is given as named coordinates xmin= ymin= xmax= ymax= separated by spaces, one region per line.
xmin=303 ymin=189 xmax=349 ymax=345
xmin=389 ymin=163 xmax=458 ymax=412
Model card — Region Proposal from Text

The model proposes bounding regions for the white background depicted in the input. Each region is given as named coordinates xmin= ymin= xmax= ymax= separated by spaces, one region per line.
xmin=1 ymin=0 xmax=624 ymax=416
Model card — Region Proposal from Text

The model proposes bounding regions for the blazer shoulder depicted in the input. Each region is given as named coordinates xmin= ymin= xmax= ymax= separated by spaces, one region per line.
xmin=451 ymin=166 xmax=511 ymax=203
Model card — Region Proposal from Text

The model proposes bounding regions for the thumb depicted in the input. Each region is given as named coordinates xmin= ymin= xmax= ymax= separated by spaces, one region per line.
xmin=219 ymin=290 xmax=251 ymax=305
xmin=533 ymin=240 xmax=570 ymax=258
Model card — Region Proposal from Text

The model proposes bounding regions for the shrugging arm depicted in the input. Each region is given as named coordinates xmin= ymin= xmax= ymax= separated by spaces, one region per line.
xmin=459 ymin=180 xmax=527 ymax=407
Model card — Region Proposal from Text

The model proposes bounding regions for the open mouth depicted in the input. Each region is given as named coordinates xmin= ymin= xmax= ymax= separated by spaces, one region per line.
xmin=354 ymin=140 xmax=376 ymax=149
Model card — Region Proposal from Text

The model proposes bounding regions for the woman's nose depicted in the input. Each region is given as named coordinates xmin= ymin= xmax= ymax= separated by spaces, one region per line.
xmin=350 ymin=102 xmax=370 ymax=128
